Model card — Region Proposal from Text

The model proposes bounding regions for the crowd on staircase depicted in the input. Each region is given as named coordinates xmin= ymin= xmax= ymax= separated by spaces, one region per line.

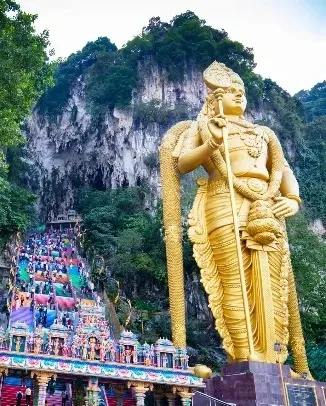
xmin=0 ymin=223 xmax=190 ymax=405
xmin=4 ymin=225 xmax=188 ymax=370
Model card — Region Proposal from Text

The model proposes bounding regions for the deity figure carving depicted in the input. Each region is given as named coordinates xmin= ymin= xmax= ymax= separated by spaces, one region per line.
xmin=143 ymin=349 xmax=151 ymax=366
xmin=99 ymin=342 xmax=106 ymax=362
xmin=15 ymin=336 xmax=21 ymax=352
xmin=34 ymin=336 xmax=42 ymax=354
xmin=149 ymin=344 xmax=155 ymax=364
xmin=53 ymin=338 xmax=60 ymax=356
xmin=125 ymin=347 xmax=132 ymax=363
xmin=120 ymin=349 xmax=125 ymax=363
xmin=132 ymin=348 xmax=137 ymax=364
xmin=89 ymin=337 xmax=97 ymax=360
xmin=109 ymin=344 xmax=116 ymax=361
xmin=62 ymin=342 xmax=68 ymax=357
xmin=27 ymin=334 xmax=34 ymax=352
xmin=160 ymin=61 xmax=310 ymax=375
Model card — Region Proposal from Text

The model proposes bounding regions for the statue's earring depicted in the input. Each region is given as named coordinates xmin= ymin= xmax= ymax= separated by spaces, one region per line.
xmin=205 ymin=96 xmax=215 ymax=118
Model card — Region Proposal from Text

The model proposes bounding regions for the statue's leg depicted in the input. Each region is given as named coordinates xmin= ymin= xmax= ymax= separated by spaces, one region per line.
xmin=209 ymin=224 xmax=257 ymax=362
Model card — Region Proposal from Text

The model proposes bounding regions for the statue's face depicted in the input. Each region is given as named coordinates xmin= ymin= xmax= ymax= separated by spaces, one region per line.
xmin=221 ymin=84 xmax=247 ymax=115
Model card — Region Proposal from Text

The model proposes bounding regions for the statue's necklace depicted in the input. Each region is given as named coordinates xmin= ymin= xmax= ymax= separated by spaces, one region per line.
xmin=228 ymin=120 xmax=264 ymax=159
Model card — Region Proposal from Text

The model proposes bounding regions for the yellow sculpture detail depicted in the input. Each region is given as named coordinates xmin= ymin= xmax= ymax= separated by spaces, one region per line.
xmin=159 ymin=61 xmax=310 ymax=374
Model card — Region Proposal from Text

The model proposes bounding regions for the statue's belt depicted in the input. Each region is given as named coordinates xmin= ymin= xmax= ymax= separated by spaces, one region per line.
xmin=203 ymin=178 xmax=280 ymax=252
xmin=207 ymin=177 xmax=268 ymax=196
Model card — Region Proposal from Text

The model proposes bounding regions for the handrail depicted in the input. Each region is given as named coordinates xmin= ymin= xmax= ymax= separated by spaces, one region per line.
xmin=193 ymin=390 xmax=236 ymax=406
xmin=101 ymin=385 xmax=109 ymax=406
xmin=66 ymin=381 xmax=73 ymax=405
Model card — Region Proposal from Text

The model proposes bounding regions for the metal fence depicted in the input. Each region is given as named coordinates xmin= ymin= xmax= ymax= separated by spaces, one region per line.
xmin=193 ymin=390 xmax=236 ymax=406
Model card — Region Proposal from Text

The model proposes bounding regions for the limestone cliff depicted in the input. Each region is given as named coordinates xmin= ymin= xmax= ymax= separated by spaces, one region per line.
xmin=24 ymin=62 xmax=200 ymax=220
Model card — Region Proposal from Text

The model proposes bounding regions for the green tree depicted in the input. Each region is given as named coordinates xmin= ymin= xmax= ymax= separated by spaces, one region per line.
xmin=287 ymin=213 xmax=326 ymax=345
xmin=296 ymin=81 xmax=326 ymax=120
xmin=0 ymin=0 xmax=53 ymax=155
xmin=296 ymin=116 xmax=326 ymax=222
xmin=287 ymin=213 xmax=326 ymax=381
xmin=86 ymin=53 xmax=138 ymax=116
xmin=38 ymin=37 xmax=117 ymax=118
xmin=77 ymin=187 xmax=167 ymax=299
xmin=0 ymin=1 xmax=52 ymax=247
xmin=0 ymin=180 xmax=36 ymax=248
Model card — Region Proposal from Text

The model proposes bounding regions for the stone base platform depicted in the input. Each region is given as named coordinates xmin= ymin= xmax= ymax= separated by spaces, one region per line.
xmin=203 ymin=362 xmax=326 ymax=406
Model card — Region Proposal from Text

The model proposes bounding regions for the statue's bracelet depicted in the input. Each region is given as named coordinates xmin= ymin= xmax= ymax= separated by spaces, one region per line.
xmin=207 ymin=137 xmax=221 ymax=150
xmin=286 ymin=194 xmax=302 ymax=205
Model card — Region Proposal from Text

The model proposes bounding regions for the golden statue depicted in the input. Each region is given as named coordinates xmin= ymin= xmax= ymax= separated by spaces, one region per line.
xmin=160 ymin=61 xmax=310 ymax=375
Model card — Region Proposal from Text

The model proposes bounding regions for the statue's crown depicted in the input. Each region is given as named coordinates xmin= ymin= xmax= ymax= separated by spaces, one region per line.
xmin=203 ymin=61 xmax=244 ymax=90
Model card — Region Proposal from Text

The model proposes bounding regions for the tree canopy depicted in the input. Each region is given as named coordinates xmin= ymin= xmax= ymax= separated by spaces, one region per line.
xmin=296 ymin=81 xmax=326 ymax=121
xmin=0 ymin=0 xmax=53 ymax=244
xmin=37 ymin=11 xmax=265 ymax=118
xmin=0 ymin=0 xmax=53 ymax=154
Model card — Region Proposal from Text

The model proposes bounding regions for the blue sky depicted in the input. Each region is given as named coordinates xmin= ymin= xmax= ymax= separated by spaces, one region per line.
xmin=17 ymin=0 xmax=326 ymax=94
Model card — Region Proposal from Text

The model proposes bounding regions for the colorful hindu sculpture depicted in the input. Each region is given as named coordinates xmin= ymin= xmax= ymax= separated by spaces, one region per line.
xmin=99 ymin=341 xmax=106 ymax=362
xmin=15 ymin=336 xmax=21 ymax=352
xmin=160 ymin=61 xmax=310 ymax=376
xmin=53 ymin=338 xmax=60 ymax=356
xmin=82 ymin=339 xmax=88 ymax=360
xmin=62 ymin=341 xmax=68 ymax=356
xmin=34 ymin=336 xmax=42 ymax=354
xmin=89 ymin=337 xmax=97 ymax=360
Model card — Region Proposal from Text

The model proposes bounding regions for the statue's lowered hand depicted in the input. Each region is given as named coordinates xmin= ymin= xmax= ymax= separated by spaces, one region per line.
xmin=272 ymin=196 xmax=299 ymax=218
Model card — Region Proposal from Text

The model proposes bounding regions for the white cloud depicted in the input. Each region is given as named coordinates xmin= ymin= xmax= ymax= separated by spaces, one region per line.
xmin=17 ymin=0 xmax=326 ymax=94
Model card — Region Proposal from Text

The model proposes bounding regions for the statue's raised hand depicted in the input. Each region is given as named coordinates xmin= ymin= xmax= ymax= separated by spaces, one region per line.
xmin=207 ymin=116 xmax=227 ymax=145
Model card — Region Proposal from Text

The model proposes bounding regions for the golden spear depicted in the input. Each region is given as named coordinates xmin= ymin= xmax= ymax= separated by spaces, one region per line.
xmin=215 ymin=89 xmax=256 ymax=360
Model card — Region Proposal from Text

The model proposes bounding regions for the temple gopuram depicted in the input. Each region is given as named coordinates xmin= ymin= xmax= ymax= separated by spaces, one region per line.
xmin=0 ymin=213 xmax=203 ymax=406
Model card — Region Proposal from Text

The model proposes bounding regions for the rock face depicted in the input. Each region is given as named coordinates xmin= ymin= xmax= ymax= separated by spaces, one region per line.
xmin=24 ymin=62 xmax=207 ymax=221
xmin=24 ymin=60 xmax=279 ymax=222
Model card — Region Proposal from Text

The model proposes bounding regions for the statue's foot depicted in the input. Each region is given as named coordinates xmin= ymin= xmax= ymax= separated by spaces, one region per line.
xmin=290 ymin=369 xmax=314 ymax=381
xmin=247 ymin=353 xmax=259 ymax=362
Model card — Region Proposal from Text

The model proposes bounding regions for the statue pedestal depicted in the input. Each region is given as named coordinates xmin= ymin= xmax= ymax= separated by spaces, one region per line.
xmin=202 ymin=362 xmax=326 ymax=406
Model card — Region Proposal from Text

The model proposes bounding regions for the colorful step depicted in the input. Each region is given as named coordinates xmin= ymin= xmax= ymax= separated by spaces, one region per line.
xmin=1 ymin=377 xmax=33 ymax=406
xmin=10 ymin=307 xmax=34 ymax=327
xmin=35 ymin=309 xmax=57 ymax=328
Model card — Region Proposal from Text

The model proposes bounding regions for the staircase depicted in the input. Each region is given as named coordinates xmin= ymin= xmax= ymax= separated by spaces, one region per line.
xmin=45 ymin=379 xmax=70 ymax=406
xmin=121 ymin=395 xmax=136 ymax=406
xmin=35 ymin=293 xmax=50 ymax=305
xmin=46 ymin=390 xmax=65 ymax=405
xmin=35 ymin=309 xmax=57 ymax=328
xmin=100 ymin=388 xmax=136 ymax=406
xmin=56 ymin=296 xmax=75 ymax=310
xmin=10 ymin=307 xmax=34 ymax=327
xmin=68 ymin=265 xmax=82 ymax=292
xmin=5 ymin=229 xmax=142 ymax=406
xmin=18 ymin=265 xmax=29 ymax=283
xmin=1 ymin=376 xmax=33 ymax=406
xmin=99 ymin=386 xmax=109 ymax=406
